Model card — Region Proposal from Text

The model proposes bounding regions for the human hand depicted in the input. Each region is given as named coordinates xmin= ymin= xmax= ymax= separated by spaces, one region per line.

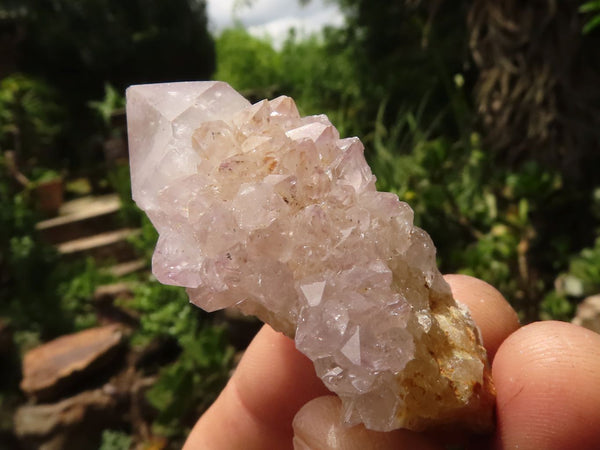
xmin=183 ymin=275 xmax=600 ymax=449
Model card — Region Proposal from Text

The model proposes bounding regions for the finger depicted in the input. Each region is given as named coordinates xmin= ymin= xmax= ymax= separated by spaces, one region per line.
xmin=444 ymin=274 xmax=520 ymax=360
xmin=293 ymin=396 xmax=442 ymax=450
xmin=183 ymin=324 xmax=329 ymax=450
xmin=493 ymin=321 xmax=600 ymax=449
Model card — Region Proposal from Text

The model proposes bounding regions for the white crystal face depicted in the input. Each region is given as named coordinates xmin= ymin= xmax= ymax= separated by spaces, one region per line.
xmin=126 ymin=82 xmax=494 ymax=432
xmin=127 ymin=81 xmax=251 ymax=211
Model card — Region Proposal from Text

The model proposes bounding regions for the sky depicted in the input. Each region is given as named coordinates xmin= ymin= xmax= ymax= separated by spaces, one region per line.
xmin=206 ymin=0 xmax=345 ymax=47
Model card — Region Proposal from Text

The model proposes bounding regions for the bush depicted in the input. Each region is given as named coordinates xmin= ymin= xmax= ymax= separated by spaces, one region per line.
xmin=368 ymin=103 xmax=577 ymax=321
xmin=128 ymin=281 xmax=233 ymax=439
xmin=0 ymin=74 xmax=65 ymax=167
xmin=99 ymin=430 xmax=132 ymax=450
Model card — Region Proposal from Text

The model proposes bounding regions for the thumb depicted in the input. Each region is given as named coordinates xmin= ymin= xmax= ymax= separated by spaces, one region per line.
xmin=292 ymin=396 xmax=440 ymax=450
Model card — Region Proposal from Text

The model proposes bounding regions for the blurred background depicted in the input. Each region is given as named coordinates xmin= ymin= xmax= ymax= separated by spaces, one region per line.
xmin=1 ymin=0 xmax=600 ymax=448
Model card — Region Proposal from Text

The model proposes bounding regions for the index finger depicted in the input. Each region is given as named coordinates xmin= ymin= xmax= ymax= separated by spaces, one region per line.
xmin=184 ymin=324 xmax=330 ymax=450
xmin=444 ymin=274 xmax=520 ymax=360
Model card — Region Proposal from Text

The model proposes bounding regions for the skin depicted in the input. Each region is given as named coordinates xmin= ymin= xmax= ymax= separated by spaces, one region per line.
xmin=184 ymin=275 xmax=600 ymax=449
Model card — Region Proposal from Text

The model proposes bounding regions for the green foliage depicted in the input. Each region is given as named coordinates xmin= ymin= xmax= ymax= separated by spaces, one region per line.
xmin=368 ymin=102 xmax=569 ymax=319
xmin=129 ymin=283 xmax=191 ymax=345
xmin=129 ymin=215 xmax=159 ymax=265
xmin=570 ymin=238 xmax=600 ymax=289
xmin=0 ymin=74 xmax=64 ymax=163
xmin=56 ymin=258 xmax=115 ymax=330
xmin=0 ymin=156 xmax=113 ymax=347
xmin=146 ymin=325 xmax=233 ymax=437
xmin=106 ymin=162 xmax=158 ymax=263
xmin=128 ymin=281 xmax=233 ymax=438
xmin=334 ymin=0 xmax=474 ymax=136
xmin=1 ymin=239 xmax=112 ymax=349
xmin=557 ymin=237 xmax=600 ymax=298
xmin=541 ymin=235 xmax=600 ymax=320
xmin=580 ymin=1 xmax=600 ymax=33
xmin=214 ymin=26 xmax=364 ymax=141
xmin=0 ymin=157 xmax=37 ymax=238
xmin=29 ymin=167 xmax=62 ymax=185
xmin=215 ymin=27 xmax=282 ymax=93
xmin=108 ymin=163 xmax=141 ymax=227
xmin=278 ymin=29 xmax=361 ymax=115
xmin=1 ymin=160 xmax=61 ymax=344
xmin=89 ymin=84 xmax=126 ymax=127
xmin=99 ymin=430 xmax=132 ymax=450
xmin=540 ymin=291 xmax=574 ymax=322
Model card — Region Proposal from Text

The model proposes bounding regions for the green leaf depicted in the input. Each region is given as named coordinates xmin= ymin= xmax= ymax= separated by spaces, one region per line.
xmin=579 ymin=1 xmax=600 ymax=14
xmin=583 ymin=14 xmax=600 ymax=34
xmin=99 ymin=430 xmax=132 ymax=450
xmin=518 ymin=198 xmax=529 ymax=223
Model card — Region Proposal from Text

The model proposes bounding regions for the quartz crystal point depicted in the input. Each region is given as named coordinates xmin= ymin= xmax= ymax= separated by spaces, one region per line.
xmin=126 ymin=81 xmax=495 ymax=432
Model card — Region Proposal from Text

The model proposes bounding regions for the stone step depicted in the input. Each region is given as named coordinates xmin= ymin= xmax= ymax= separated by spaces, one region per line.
xmin=106 ymin=259 xmax=148 ymax=278
xmin=36 ymin=194 xmax=122 ymax=245
xmin=57 ymin=228 xmax=140 ymax=263
xmin=20 ymin=324 xmax=125 ymax=402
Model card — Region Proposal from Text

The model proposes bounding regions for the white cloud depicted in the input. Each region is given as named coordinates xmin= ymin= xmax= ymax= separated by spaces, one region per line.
xmin=206 ymin=1 xmax=234 ymax=31
xmin=206 ymin=0 xmax=344 ymax=47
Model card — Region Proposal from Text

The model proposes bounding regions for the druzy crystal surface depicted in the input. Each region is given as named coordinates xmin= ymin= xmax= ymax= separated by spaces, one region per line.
xmin=126 ymin=81 xmax=495 ymax=432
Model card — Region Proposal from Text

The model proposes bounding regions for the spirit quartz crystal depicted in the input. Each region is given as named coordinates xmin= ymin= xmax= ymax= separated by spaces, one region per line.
xmin=126 ymin=81 xmax=495 ymax=432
